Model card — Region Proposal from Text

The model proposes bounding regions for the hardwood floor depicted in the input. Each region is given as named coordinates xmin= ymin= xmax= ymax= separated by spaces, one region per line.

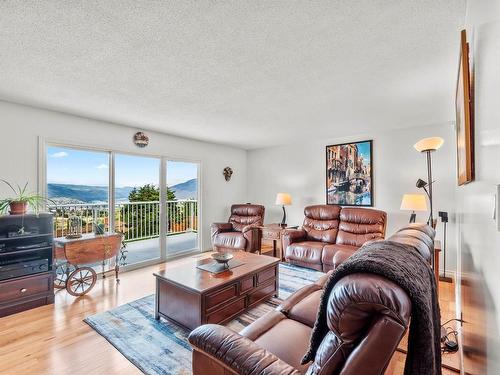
xmin=386 ymin=278 xmax=460 ymax=374
xmin=0 ymin=258 xmax=460 ymax=375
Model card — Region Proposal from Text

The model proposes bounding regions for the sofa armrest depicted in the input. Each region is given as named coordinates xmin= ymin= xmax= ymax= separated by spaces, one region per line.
xmin=211 ymin=222 xmax=233 ymax=241
xmin=281 ymin=228 xmax=307 ymax=253
xmin=242 ymin=224 xmax=262 ymax=253
xmin=315 ymin=270 xmax=333 ymax=287
xmin=188 ymin=324 xmax=301 ymax=375
xmin=277 ymin=271 xmax=332 ymax=314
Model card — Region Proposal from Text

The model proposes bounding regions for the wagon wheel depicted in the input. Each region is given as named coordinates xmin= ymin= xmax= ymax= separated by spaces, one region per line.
xmin=54 ymin=263 xmax=76 ymax=289
xmin=67 ymin=267 xmax=97 ymax=296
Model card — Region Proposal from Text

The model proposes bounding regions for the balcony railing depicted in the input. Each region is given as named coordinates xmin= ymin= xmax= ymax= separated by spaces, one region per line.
xmin=48 ymin=200 xmax=198 ymax=242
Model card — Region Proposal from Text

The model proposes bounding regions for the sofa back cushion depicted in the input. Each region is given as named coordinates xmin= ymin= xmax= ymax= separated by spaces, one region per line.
xmin=387 ymin=223 xmax=435 ymax=262
xmin=303 ymin=205 xmax=341 ymax=243
xmin=307 ymin=273 xmax=411 ymax=375
xmin=229 ymin=204 xmax=265 ymax=232
xmin=336 ymin=207 xmax=387 ymax=247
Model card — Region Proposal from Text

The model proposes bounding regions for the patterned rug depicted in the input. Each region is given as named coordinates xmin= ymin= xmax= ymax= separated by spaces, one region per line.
xmin=84 ymin=263 xmax=323 ymax=375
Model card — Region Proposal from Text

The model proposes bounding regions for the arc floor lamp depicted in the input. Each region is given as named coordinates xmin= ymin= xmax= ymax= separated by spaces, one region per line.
xmin=414 ymin=136 xmax=444 ymax=227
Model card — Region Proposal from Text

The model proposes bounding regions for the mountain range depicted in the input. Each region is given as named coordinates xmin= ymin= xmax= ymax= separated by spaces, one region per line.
xmin=169 ymin=178 xmax=198 ymax=199
xmin=48 ymin=178 xmax=197 ymax=204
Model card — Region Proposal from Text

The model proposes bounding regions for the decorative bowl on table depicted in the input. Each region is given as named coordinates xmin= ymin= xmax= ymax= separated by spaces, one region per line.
xmin=211 ymin=252 xmax=233 ymax=268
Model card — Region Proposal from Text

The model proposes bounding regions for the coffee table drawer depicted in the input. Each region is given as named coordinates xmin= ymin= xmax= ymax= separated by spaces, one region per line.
xmin=207 ymin=297 xmax=246 ymax=324
xmin=248 ymin=279 xmax=276 ymax=306
xmin=205 ymin=283 xmax=238 ymax=310
xmin=239 ymin=276 xmax=254 ymax=294
xmin=257 ymin=267 xmax=276 ymax=285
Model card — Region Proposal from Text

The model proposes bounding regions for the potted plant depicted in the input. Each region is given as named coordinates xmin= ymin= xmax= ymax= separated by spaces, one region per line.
xmin=0 ymin=180 xmax=49 ymax=215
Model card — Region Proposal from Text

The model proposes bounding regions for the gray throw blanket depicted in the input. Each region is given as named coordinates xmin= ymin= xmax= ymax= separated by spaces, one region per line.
xmin=301 ymin=241 xmax=442 ymax=375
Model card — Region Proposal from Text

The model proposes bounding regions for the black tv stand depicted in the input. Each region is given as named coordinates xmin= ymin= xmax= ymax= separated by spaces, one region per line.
xmin=0 ymin=213 xmax=54 ymax=317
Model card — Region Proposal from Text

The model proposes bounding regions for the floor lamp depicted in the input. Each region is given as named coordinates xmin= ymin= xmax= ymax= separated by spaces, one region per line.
xmin=413 ymin=137 xmax=444 ymax=227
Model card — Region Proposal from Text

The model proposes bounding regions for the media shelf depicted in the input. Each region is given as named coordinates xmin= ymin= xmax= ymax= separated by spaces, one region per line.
xmin=0 ymin=213 xmax=54 ymax=317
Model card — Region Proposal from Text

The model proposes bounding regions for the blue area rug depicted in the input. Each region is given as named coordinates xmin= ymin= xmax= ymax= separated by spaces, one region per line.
xmin=84 ymin=263 xmax=323 ymax=375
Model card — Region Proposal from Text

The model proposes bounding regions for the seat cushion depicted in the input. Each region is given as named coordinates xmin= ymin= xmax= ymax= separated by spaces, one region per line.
xmin=322 ymin=244 xmax=358 ymax=266
xmin=287 ymin=289 xmax=322 ymax=328
xmin=213 ymin=232 xmax=246 ymax=250
xmin=253 ymin=319 xmax=312 ymax=373
xmin=285 ymin=241 xmax=328 ymax=265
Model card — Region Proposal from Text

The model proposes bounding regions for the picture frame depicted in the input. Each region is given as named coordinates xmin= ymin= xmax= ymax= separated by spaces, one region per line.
xmin=456 ymin=29 xmax=474 ymax=186
xmin=325 ymin=140 xmax=373 ymax=206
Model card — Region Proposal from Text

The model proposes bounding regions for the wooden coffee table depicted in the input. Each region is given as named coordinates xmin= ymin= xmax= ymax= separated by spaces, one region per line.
xmin=154 ymin=251 xmax=280 ymax=330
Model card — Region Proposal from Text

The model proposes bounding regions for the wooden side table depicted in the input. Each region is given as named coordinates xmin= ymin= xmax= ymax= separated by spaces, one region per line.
xmin=434 ymin=240 xmax=442 ymax=287
xmin=258 ymin=224 xmax=298 ymax=260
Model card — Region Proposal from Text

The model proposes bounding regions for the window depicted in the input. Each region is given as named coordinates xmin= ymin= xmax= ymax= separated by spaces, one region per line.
xmin=47 ymin=146 xmax=110 ymax=236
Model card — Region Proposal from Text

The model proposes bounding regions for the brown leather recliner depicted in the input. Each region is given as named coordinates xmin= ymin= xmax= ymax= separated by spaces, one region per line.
xmin=211 ymin=204 xmax=265 ymax=253
xmin=188 ymin=224 xmax=435 ymax=375
xmin=283 ymin=205 xmax=387 ymax=272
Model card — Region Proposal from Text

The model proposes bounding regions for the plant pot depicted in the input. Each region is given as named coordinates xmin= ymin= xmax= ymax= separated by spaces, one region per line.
xmin=9 ymin=201 xmax=28 ymax=215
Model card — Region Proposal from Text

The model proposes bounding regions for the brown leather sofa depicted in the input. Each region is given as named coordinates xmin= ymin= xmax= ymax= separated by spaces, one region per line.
xmin=189 ymin=224 xmax=435 ymax=375
xmin=283 ymin=205 xmax=387 ymax=272
xmin=211 ymin=204 xmax=265 ymax=253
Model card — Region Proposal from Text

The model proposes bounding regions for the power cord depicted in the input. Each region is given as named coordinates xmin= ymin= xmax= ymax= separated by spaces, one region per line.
xmin=440 ymin=318 xmax=464 ymax=353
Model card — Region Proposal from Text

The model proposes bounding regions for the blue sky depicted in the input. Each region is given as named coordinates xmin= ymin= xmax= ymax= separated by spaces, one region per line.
xmin=357 ymin=142 xmax=371 ymax=166
xmin=47 ymin=146 xmax=198 ymax=187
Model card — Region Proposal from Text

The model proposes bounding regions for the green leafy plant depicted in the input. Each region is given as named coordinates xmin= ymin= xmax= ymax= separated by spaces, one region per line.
xmin=0 ymin=179 xmax=51 ymax=215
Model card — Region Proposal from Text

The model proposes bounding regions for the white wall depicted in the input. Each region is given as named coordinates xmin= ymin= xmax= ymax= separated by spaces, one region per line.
xmin=0 ymin=100 xmax=247 ymax=251
xmin=456 ymin=1 xmax=500 ymax=373
xmin=247 ymin=123 xmax=458 ymax=272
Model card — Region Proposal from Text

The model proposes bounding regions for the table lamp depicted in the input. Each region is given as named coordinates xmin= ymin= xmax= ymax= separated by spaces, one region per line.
xmin=414 ymin=137 xmax=444 ymax=226
xmin=400 ymin=194 xmax=428 ymax=223
xmin=275 ymin=193 xmax=292 ymax=227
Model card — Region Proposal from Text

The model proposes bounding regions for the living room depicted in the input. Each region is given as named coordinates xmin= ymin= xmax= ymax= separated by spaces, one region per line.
xmin=0 ymin=1 xmax=499 ymax=374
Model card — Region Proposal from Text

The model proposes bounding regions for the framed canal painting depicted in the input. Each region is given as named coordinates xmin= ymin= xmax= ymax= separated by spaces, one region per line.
xmin=326 ymin=140 xmax=373 ymax=206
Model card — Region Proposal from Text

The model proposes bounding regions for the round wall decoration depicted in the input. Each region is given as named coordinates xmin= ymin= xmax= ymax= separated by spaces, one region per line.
xmin=133 ymin=132 xmax=149 ymax=148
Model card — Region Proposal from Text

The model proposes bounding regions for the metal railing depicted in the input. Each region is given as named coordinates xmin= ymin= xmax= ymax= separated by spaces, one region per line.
xmin=48 ymin=200 xmax=198 ymax=241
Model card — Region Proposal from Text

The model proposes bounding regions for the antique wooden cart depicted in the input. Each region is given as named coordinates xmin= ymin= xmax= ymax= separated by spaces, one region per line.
xmin=53 ymin=233 xmax=123 ymax=296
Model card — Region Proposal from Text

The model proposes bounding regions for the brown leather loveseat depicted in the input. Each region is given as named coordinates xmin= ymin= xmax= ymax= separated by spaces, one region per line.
xmin=283 ymin=205 xmax=387 ymax=272
xmin=188 ymin=224 xmax=436 ymax=375
xmin=211 ymin=204 xmax=265 ymax=253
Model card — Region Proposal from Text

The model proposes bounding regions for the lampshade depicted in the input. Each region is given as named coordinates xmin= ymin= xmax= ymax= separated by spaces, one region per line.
xmin=275 ymin=193 xmax=292 ymax=206
xmin=413 ymin=137 xmax=444 ymax=152
xmin=400 ymin=194 xmax=428 ymax=211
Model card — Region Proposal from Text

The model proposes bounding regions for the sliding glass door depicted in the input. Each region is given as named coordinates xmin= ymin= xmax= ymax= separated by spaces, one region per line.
xmin=166 ymin=160 xmax=199 ymax=257
xmin=45 ymin=144 xmax=201 ymax=268
xmin=115 ymin=154 xmax=161 ymax=266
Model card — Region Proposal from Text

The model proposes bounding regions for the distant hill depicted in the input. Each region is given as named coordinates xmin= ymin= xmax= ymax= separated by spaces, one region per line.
xmin=48 ymin=184 xmax=134 ymax=204
xmin=48 ymin=179 xmax=197 ymax=204
xmin=169 ymin=178 xmax=197 ymax=199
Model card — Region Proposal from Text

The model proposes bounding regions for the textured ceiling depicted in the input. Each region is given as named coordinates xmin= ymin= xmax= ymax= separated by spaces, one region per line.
xmin=0 ymin=1 xmax=465 ymax=149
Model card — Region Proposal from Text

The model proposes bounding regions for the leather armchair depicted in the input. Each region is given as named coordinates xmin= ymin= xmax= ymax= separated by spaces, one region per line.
xmin=189 ymin=223 xmax=435 ymax=375
xmin=283 ymin=205 xmax=387 ymax=272
xmin=189 ymin=270 xmax=413 ymax=375
xmin=211 ymin=204 xmax=265 ymax=253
